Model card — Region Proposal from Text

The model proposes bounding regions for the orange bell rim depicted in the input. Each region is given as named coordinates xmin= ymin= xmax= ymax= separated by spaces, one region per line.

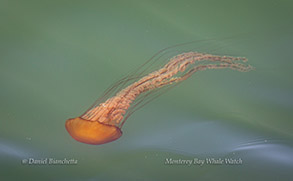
xmin=65 ymin=117 xmax=122 ymax=145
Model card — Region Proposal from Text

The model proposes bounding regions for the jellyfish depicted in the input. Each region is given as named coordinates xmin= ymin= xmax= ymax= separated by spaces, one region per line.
xmin=65 ymin=42 xmax=253 ymax=145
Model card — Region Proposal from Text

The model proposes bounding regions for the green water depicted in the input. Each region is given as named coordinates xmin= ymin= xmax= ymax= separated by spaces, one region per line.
xmin=1 ymin=0 xmax=293 ymax=180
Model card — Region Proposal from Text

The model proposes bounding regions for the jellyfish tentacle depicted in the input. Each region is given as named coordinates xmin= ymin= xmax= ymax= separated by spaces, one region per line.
xmin=80 ymin=52 xmax=253 ymax=128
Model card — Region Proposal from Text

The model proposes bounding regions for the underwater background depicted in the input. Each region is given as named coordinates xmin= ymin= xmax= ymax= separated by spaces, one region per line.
xmin=1 ymin=0 xmax=293 ymax=180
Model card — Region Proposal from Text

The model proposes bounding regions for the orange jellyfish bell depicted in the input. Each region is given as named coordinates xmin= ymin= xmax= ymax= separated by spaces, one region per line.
xmin=65 ymin=117 xmax=122 ymax=145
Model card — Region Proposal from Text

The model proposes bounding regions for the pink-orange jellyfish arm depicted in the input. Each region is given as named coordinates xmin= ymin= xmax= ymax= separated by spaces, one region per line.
xmin=65 ymin=52 xmax=253 ymax=145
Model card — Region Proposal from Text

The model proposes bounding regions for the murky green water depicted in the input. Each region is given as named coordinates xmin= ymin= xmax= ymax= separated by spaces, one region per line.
xmin=1 ymin=0 xmax=293 ymax=180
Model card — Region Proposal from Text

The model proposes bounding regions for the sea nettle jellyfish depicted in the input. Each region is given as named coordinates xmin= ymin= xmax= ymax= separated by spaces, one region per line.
xmin=65 ymin=40 xmax=253 ymax=145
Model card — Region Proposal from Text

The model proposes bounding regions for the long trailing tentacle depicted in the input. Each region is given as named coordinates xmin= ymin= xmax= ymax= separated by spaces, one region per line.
xmin=81 ymin=52 xmax=253 ymax=127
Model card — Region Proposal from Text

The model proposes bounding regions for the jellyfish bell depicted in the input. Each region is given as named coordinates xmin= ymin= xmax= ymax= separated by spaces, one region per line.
xmin=65 ymin=117 xmax=122 ymax=145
